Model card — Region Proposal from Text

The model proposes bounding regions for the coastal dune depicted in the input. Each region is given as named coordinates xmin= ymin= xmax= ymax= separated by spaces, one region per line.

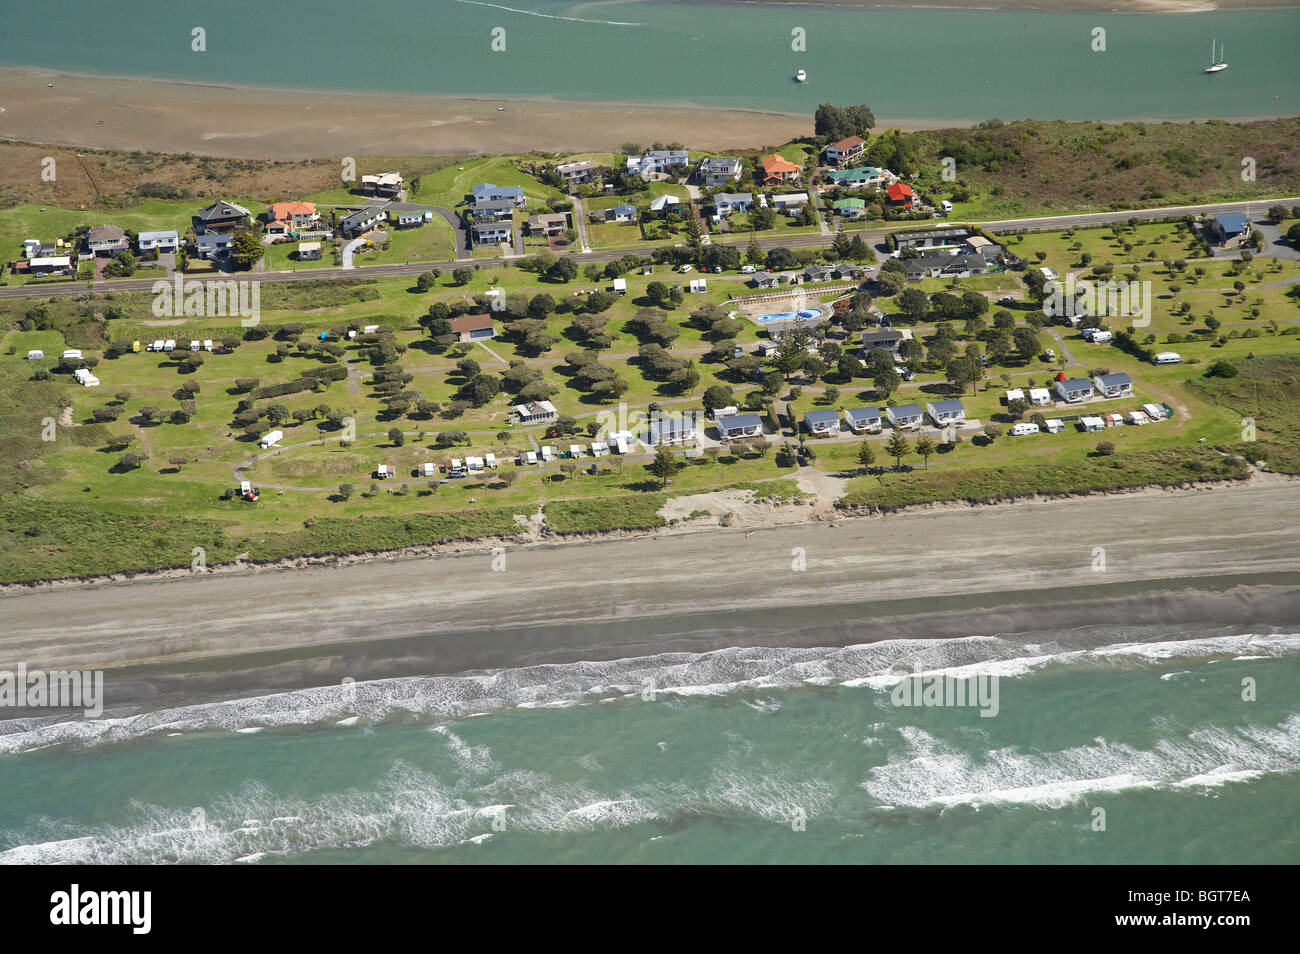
xmin=2 ymin=483 xmax=1298 ymax=689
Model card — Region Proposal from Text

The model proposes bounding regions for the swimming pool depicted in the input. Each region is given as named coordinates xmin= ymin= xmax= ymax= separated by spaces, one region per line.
xmin=755 ymin=307 xmax=824 ymax=324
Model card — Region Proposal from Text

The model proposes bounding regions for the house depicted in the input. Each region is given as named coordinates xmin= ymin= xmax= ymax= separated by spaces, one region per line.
xmin=1093 ymin=372 xmax=1134 ymax=398
xmin=830 ymin=262 xmax=865 ymax=281
xmin=591 ymin=204 xmax=637 ymax=224
xmin=893 ymin=227 xmax=973 ymax=252
xmin=761 ymin=154 xmax=802 ymax=186
xmin=715 ymin=413 xmax=763 ymax=441
xmin=822 ymin=135 xmax=866 ymax=168
xmin=861 ymin=329 xmax=904 ymax=356
xmin=750 ymin=273 xmax=781 ymax=289
xmin=1028 ymin=387 xmax=1052 ymax=407
xmin=471 ymin=183 xmax=526 ymax=206
xmin=803 ymin=408 xmax=840 ymax=436
xmin=648 ymin=194 xmax=681 ymax=216
xmin=195 ymin=232 xmax=234 ymax=259
xmin=927 ymin=399 xmax=965 ymax=426
xmin=772 ymin=192 xmax=809 ymax=214
xmin=361 ymin=172 xmax=404 ymax=198
xmin=339 ymin=207 xmax=386 ymax=237
xmin=646 ymin=415 xmax=696 ymax=446
xmin=903 ymin=250 xmax=987 ymax=281
xmin=449 ymin=313 xmax=496 ymax=342
xmin=18 ymin=256 xmax=74 ymax=276
xmin=1207 ymin=213 xmax=1251 ymax=248
xmin=885 ymin=404 xmax=924 ymax=429
xmin=713 ymin=192 xmax=752 ymax=217
xmin=193 ymin=200 xmax=251 ymax=234
xmin=472 ymin=198 xmax=518 ymax=221
xmin=886 ymin=182 xmax=914 ymax=207
xmin=527 ymin=213 xmax=568 ymax=236
xmin=87 ymin=225 xmax=129 ymax=257
xmin=844 ymin=406 xmax=883 ymax=433
xmin=512 ymin=400 xmax=558 ymax=424
xmin=832 ymin=198 xmax=867 ymax=219
xmin=471 ymin=221 xmax=513 ymax=246
xmin=266 ymin=202 xmax=320 ymax=235
xmin=826 ymin=166 xmax=892 ymax=190
xmin=1055 ymin=377 xmax=1095 ymax=403
xmin=138 ymin=230 xmax=180 ymax=253
xmin=555 ymin=160 xmax=596 ymax=185
xmin=626 ymin=150 xmax=690 ymax=177
xmin=698 ymin=156 xmax=742 ymax=187
xmin=21 ymin=239 xmax=41 ymax=258
xmin=395 ymin=212 xmax=426 ymax=228
xmin=803 ymin=264 xmax=835 ymax=283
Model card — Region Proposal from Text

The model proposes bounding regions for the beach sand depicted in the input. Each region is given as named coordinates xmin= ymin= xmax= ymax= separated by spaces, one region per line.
xmin=3 ymin=481 xmax=1298 ymax=696
xmin=0 ymin=68 xmax=864 ymax=161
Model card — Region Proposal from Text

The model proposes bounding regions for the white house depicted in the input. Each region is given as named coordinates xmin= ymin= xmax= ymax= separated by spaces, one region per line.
xmin=1044 ymin=419 xmax=1066 ymax=433
xmin=803 ymin=409 xmax=840 ymax=436
xmin=844 ymin=406 xmax=883 ymax=434
xmin=512 ymin=400 xmax=558 ymax=424
xmin=1093 ymin=372 xmax=1133 ymax=399
xmin=926 ymin=400 xmax=965 ymax=426
xmin=298 ymin=241 xmax=322 ymax=261
xmin=1078 ymin=416 xmax=1105 ymax=432
xmin=647 ymin=415 xmax=697 ymax=446
xmin=715 ymin=413 xmax=763 ymax=441
xmin=138 ymin=230 xmax=180 ymax=253
xmin=1028 ymin=387 xmax=1052 ymax=407
xmin=1005 ymin=388 xmax=1025 ymax=404
xmin=1055 ymin=378 xmax=1094 ymax=403
xmin=885 ymin=404 xmax=924 ymax=429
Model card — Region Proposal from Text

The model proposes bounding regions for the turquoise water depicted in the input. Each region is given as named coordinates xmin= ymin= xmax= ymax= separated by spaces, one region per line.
xmin=757 ymin=307 xmax=824 ymax=323
xmin=2 ymin=629 xmax=1297 ymax=863
xmin=0 ymin=1 xmax=1296 ymax=121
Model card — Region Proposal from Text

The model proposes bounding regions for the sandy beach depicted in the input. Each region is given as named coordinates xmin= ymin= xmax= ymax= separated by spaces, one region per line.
xmin=2 ymin=481 xmax=1298 ymax=694
xmin=0 ymin=68 xmax=849 ymax=160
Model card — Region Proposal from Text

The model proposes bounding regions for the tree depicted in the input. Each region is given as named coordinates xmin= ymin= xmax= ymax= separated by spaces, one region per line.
xmin=703 ymin=384 xmax=735 ymax=412
xmin=746 ymin=233 xmax=764 ymax=265
xmin=1205 ymin=359 xmax=1238 ymax=378
xmin=452 ymin=266 xmax=474 ymax=286
xmin=650 ymin=444 xmax=681 ymax=488
xmin=416 ymin=272 xmax=438 ymax=292
xmin=388 ymin=427 xmax=405 ymax=446
xmin=1095 ymin=441 xmax=1116 ymax=456
xmin=899 ymin=288 xmax=928 ymax=322
xmin=914 ymin=437 xmax=936 ymax=469
xmin=856 ymin=441 xmax=876 ymax=473
xmin=983 ymin=422 xmax=1003 ymax=442
xmin=884 ymin=431 xmax=910 ymax=470
xmin=231 ymin=230 xmax=265 ymax=271
xmin=548 ymin=257 xmax=578 ymax=282
xmin=338 ymin=483 xmax=354 ymax=501
xmin=681 ymin=203 xmax=703 ymax=256
xmin=118 ymin=451 xmax=148 ymax=470
xmin=645 ymin=281 xmax=669 ymax=305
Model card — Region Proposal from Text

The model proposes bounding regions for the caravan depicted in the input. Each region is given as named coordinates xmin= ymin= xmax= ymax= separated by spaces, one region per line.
xmin=1010 ymin=422 xmax=1041 ymax=436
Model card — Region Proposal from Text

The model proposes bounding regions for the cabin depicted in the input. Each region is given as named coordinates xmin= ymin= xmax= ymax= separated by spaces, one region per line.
xmin=297 ymin=241 xmax=322 ymax=261
xmin=926 ymin=400 xmax=965 ymax=426
xmin=1028 ymin=387 xmax=1052 ymax=407
xmin=512 ymin=400 xmax=558 ymax=424
xmin=1078 ymin=416 xmax=1105 ymax=433
xmin=1207 ymin=213 xmax=1251 ymax=249
xmin=395 ymin=212 xmax=427 ymax=228
xmin=715 ymin=413 xmax=763 ymax=441
xmin=861 ymin=329 xmax=904 ymax=356
xmin=885 ymin=404 xmax=924 ymax=429
xmin=844 ymin=406 xmax=883 ymax=434
xmin=688 ymin=278 xmax=707 ymax=294
xmin=803 ymin=409 xmax=840 ymax=437
xmin=1055 ymin=378 xmax=1095 ymax=403
xmin=1044 ymin=419 xmax=1066 ymax=434
xmin=1093 ymin=372 xmax=1133 ymax=399
xmin=449 ymin=313 xmax=496 ymax=342
xmin=646 ymin=415 xmax=697 ymax=446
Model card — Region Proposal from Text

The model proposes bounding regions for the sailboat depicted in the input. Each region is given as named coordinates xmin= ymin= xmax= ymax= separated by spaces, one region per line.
xmin=794 ymin=69 xmax=807 ymax=83
xmin=1205 ymin=39 xmax=1228 ymax=73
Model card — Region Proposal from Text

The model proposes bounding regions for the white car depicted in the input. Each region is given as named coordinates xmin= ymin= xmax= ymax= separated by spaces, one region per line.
xmin=741 ymin=265 xmax=757 ymax=273
xmin=678 ymin=263 xmax=694 ymax=273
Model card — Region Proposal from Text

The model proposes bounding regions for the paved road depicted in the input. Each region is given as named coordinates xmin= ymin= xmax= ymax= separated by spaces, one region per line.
xmin=3 ymin=197 xmax=1296 ymax=301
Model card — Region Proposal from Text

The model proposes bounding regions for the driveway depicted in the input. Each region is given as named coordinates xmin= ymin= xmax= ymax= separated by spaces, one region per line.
xmin=1251 ymin=221 xmax=1300 ymax=261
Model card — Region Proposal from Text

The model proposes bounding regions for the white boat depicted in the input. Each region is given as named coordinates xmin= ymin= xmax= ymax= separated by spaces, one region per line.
xmin=794 ymin=69 xmax=807 ymax=83
xmin=1204 ymin=39 xmax=1227 ymax=73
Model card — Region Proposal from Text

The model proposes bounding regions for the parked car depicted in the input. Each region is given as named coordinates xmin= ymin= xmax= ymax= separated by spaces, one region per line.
xmin=741 ymin=265 xmax=757 ymax=273
xmin=678 ymin=263 xmax=694 ymax=273
xmin=1044 ymin=348 xmax=1056 ymax=360
xmin=998 ymin=296 xmax=1017 ymax=305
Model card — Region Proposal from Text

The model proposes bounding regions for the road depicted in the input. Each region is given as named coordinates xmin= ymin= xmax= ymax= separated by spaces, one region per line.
xmin=2 ymin=197 xmax=1296 ymax=301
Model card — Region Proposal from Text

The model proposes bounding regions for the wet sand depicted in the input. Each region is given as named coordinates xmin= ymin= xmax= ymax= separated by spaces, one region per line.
xmin=3 ymin=481 xmax=1298 ymax=684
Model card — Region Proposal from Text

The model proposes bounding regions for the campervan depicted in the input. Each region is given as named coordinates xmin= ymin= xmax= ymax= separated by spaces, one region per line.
xmin=1010 ymin=422 xmax=1041 ymax=436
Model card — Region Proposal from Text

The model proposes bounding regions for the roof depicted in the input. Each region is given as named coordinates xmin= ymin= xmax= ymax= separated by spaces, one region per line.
xmin=700 ymin=156 xmax=741 ymax=171
xmin=1059 ymin=377 xmax=1093 ymax=390
xmin=612 ymin=203 xmax=637 ymax=215
xmin=803 ymin=409 xmax=840 ymax=426
xmin=196 ymin=200 xmax=250 ymax=221
xmin=886 ymin=182 xmax=914 ymax=201
xmin=528 ymin=213 xmax=568 ymax=226
xmin=473 ymin=199 xmax=517 ymax=213
xmin=268 ymin=201 xmax=316 ymax=220
xmin=297 ymin=241 xmax=321 ymax=252
xmin=138 ymin=229 xmax=179 ymax=241
xmin=450 ymin=313 xmax=495 ymax=333
xmin=514 ymin=400 xmax=557 ymax=416
xmin=845 ymin=406 xmax=882 ymax=422
xmin=472 ymin=182 xmax=524 ymax=199
xmin=929 ymin=399 xmax=965 ymax=414
xmin=833 ymin=198 xmax=866 ymax=209
xmin=894 ymin=227 xmax=972 ymax=245
xmin=1095 ymin=372 xmax=1133 ymax=387
xmin=649 ymin=417 xmax=695 ymax=437
xmin=716 ymin=413 xmax=762 ymax=430
xmin=1214 ymin=213 xmax=1248 ymax=233
xmin=714 ymin=192 xmax=752 ymax=205
xmin=649 ymin=194 xmax=680 ymax=211
xmin=827 ymin=135 xmax=865 ymax=152
xmin=555 ymin=160 xmax=594 ymax=172
xmin=88 ymin=224 xmax=126 ymax=242
xmin=762 ymin=154 xmax=801 ymax=175
xmin=889 ymin=404 xmax=923 ymax=418
xmin=862 ymin=329 xmax=903 ymax=344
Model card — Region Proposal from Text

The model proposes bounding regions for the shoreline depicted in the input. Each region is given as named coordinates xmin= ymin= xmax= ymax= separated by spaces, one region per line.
xmin=3 ymin=477 xmax=1299 ymax=677
xmin=1 ymin=67 xmax=1295 ymax=161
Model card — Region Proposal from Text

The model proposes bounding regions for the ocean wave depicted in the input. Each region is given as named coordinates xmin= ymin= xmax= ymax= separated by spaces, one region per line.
xmin=863 ymin=715 xmax=1300 ymax=810
xmin=1 ymin=632 xmax=1296 ymax=756
xmin=452 ymin=0 xmax=642 ymax=26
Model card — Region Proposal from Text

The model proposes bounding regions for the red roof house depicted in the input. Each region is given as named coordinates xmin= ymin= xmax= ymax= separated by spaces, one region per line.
xmin=886 ymin=182 xmax=914 ymax=206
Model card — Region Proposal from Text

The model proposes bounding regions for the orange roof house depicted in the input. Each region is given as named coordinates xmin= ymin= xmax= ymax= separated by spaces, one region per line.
xmin=886 ymin=182 xmax=914 ymax=206
xmin=266 ymin=202 xmax=320 ymax=234
xmin=761 ymin=154 xmax=802 ymax=185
